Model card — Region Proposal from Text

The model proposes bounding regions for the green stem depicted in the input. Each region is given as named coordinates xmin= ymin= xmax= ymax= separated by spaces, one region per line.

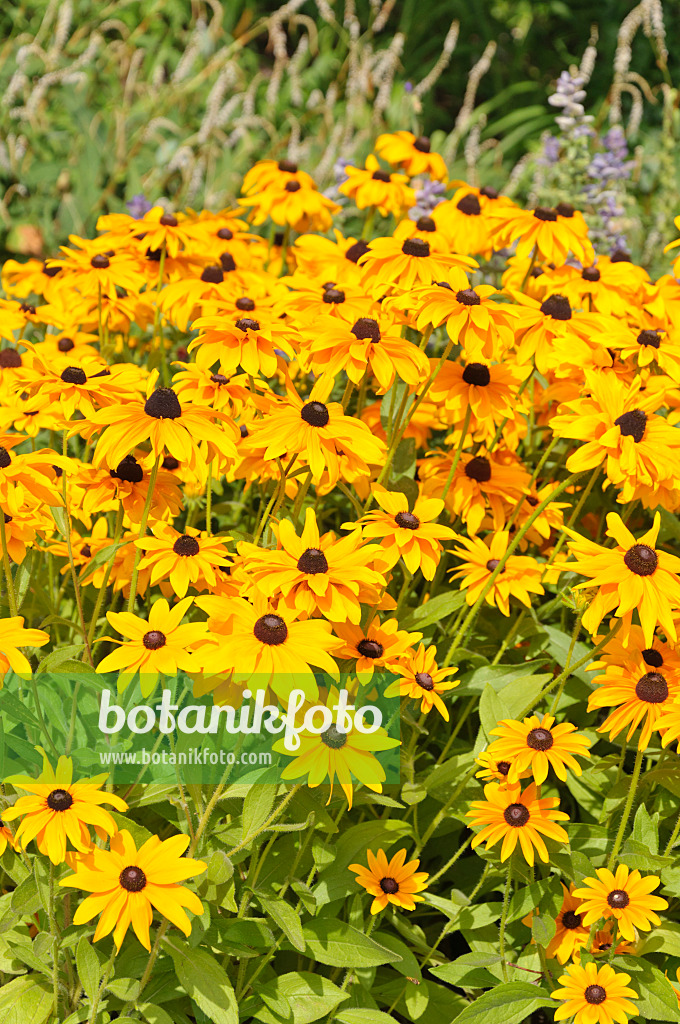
xmin=61 ymin=433 xmax=94 ymax=665
xmin=549 ymin=608 xmax=584 ymax=715
xmin=441 ymin=404 xmax=472 ymax=510
xmin=607 ymin=746 xmax=644 ymax=870
xmin=49 ymin=862 xmax=61 ymax=1019
xmin=226 ymin=784 xmax=302 ymax=859
xmin=126 ymin=455 xmax=160 ymax=614
xmin=30 ymin=676 xmax=59 ymax=757
xmin=87 ymin=944 xmax=116 ymax=1023
xmin=87 ymin=502 xmax=124 ymax=649
xmin=206 ymin=465 xmax=212 ymax=535
xmin=499 ymin=862 xmax=513 ymax=982
xmin=0 ymin=513 xmax=17 ymax=617
xmin=664 ymin=804 xmax=680 ymax=857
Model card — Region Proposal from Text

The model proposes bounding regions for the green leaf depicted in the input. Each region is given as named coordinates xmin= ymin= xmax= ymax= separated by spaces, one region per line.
xmin=242 ymin=786 xmax=276 ymax=841
xmin=478 ymin=684 xmax=511 ymax=741
xmin=616 ymin=956 xmax=679 ymax=1021
xmin=206 ymin=850 xmax=233 ymax=885
xmin=76 ymin=936 xmax=100 ymax=1004
xmin=400 ymin=590 xmax=465 ymax=631
xmin=302 ymin=920 xmax=402 ymax=968
xmin=0 ymin=690 xmax=40 ymax=730
xmin=254 ymin=972 xmax=350 ymax=1024
xmin=450 ymin=982 xmax=554 ymax=1024
xmin=336 ymin=1011 xmax=399 ymax=1024
xmin=49 ymin=506 xmax=69 ymax=538
xmin=0 ymin=975 xmax=53 ymax=1024
xmin=140 ymin=1004 xmax=176 ymax=1024
xmin=264 ymin=896 xmax=306 ymax=952
xmin=632 ymin=803 xmax=659 ymax=855
xmin=10 ymin=876 xmax=41 ymax=917
xmin=164 ymin=936 xmax=238 ymax=1024
xmin=531 ymin=914 xmax=555 ymax=947
xmin=36 ymin=645 xmax=86 ymax=674
xmin=371 ymin=931 xmax=422 ymax=980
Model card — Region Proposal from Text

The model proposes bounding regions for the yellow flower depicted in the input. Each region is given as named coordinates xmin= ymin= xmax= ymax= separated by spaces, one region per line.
xmin=573 ymin=865 xmax=668 ymax=942
xmin=349 ymin=847 xmax=429 ymax=914
xmin=0 ymin=615 xmax=49 ymax=682
xmin=385 ymin=644 xmax=457 ymax=720
xmin=338 ymin=154 xmax=415 ymax=216
xmin=375 ymin=131 xmax=447 ymax=179
xmin=467 ymin=781 xmax=569 ymax=865
xmin=449 ymin=531 xmax=544 ymax=616
xmin=60 ymin=828 xmax=206 ymax=951
xmin=136 ymin=522 xmax=232 ymax=598
xmin=551 ymin=962 xmax=638 ymax=1024
xmin=3 ymin=756 xmax=126 ymax=865
xmin=487 ymin=713 xmax=591 ymax=786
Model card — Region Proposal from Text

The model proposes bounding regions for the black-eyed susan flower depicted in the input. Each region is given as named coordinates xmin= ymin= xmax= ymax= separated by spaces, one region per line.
xmin=573 ymin=865 xmax=668 ymax=942
xmin=475 ymin=750 xmax=525 ymax=786
xmin=488 ymin=203 xmax=594 ymax=265
xmin=346 ymin=486 xmax=455 ymax=579
xmin=550 ymin=370 xmax=680 ymax=507
xmin=274 ymin=684 xmax=399 ymax=807
xmin=3 ymin=756 xmax=126 ymax=865
xmin=408 ymin=280 xmax=519 ymax=361
xmin=189 ymin=311 xmax=296 ymax=377
xmin=240 ymin=178 xmax=340 ymax=232
xmin=564 ymin=511 xmax=680 ymax=647
xmin=588 ymin=653 xmax=680 ymax=750
xmin=241 ymin=158 xmax=317 ymax=195
xmin=375 ymin=131 xmax=447 ymax=180
xmin=195 ymin=591 xmax=340 ymax=701
xmin=487 ymin=713 xmax=591 ymax=786
xmin=0 ymin=435 xmax=70 ymax=513
xmin=384 ymin=644 xmax=457 ymax=720
xmin=338 ymin=154 xmax=415 ymax=216
xmin=349 ymin=847 xmax=430 ymax=914
xmin=0 ymin=615 xmax=49 ymax=682
xmin=420 ymin=449 xmax=529 ymax=535
xmin=76 ymin=454 xmax=183 ymax=524
xmin=546 ymin=884 xmax=591 ymax=964
xmin=300 ymin=314 xmax=430 ymax=393
xmin=591 ymin=923 xmax=637 ymax=958
xmin=52 ymin=239 xmax=144 ymax=297
xmin=88 ymin=377 xmax=239 ymax=478
xmin=96 ymin=596 xmax=211 ymax=697
xmin=60 ymin=828 xmax=206 ymax=951
xmin=333 ymin=618 xmax=421 ymax=682
xmin=359 ymin=235 xmax=477 ymax=296
xmin=136 ymin=523 xmax=233 ymax=598
xmin=238 ymin=508 xmax=386 ymax=624
xmin=241 ymin=375 xmax=386 ymax=490
xmin=428 ymin=357 xmax=527 ymax=426
xmin=551 ymin=962 xmax=638 ymax=1024
xmin=449 ymin=531 xmax=544 ymax=616
xmin=433 ymin=189 xmax=494 ymax=257
xmin=467 ymin=781 xmax=569 ymax=865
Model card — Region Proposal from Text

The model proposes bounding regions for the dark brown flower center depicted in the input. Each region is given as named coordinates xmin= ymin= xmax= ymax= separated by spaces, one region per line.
xmin=253 ymin=614 xmax=288 ymax=645
xmin=220 ymin=253 xmax=237 ymax=272
xmin=351 ymin=318 xmax=381 ymax=343
xmin=486 ymin=559 xmax=505 ymax=573
xmin=143 ymin=630 xmax=166 ymax=650
xmin=43 ymin=262 xmax=61 ymax=277
xmin=201 ymin=265 xmax=224 ymax=284
xmin=111 ymin=454 xmax=144 ymax=484
xmin=614 ymin=408 xmax=646 ymax=443
xmin=236 ymin=296 xmax=255 ymax=311
xmin=173 ymin=535 xmax=200 ymax=557
xmin=607 ymin=889 xmax=630 ymax=909
xmin=90 ymin=254 xmax=110 ymax=269
xmin=57 ymin=337 xmax=74 ymax=352
xmin=416 ymin=216 xmax=436 ymax=232
xmin=239 ymin=424 xmax=249 ymax=437
xmin=527 ymin=727 xmax=553 ymax=751
xmin=611 ymin=249 xmax=631 ymax=262
xmin=414 ymin=135 xmax=431 ymax=153
xmin=297 ymin=547 xmax=329 ymax=574
xmin=533 ymin=206 xmax=557 ymax=221
xmin=462 ymin=362 xmax=490 ymax=386
xmin=345 ymin=240 xmax=371 ymax=263
xmin=415 ymin=672 xmax=434 ymax=691
xmin=637 ymin=329 xmax=661 ymax=349
xmin=402 ymin=238 xmax=430 ymax=257
xmin=162 ymin=455 xmax=179 ymax=470
xmin=456 ymin=194 xmax=481 ymax=215
xmin=278 ymin=159 xmax=298 ymax=173
xmin=217 ymin=227 xmax=233 ymax=240
xmin=323 ymin=288 xmax=345 ymax=304
xmin=642 ymin=648 xmax=663 ymax=667
xmin=623 ymin=543 xmax=657 ymax=576
xmin=556 ymin=202 xmax=575 ymax=217
xmin=357 ymin=638 xmax=384 ymax=659
xmin=211 ymin=373 xmax=229 ymax=385
xmin=285 ymin=181 xmax=301 ymax=193
xmin=321 ymin=724 xmax=347 ymax=749
xmin=496 ymin=761 xmax=511 ymax=776
xmin=0 ymin=349 xmax=21 ymax=368
xmin=380 ymin=877 xmax=400 ymax=893
xmin=144 ymin=387 xmax=182 ymax=419
xmin=480 ymin=186 xmax=499 ymax=199
xmin=635 ymin=671 xmax=668 ymax=703
xmin=81 ymin=544 xmax=92 ymax=558
xmin=465 ymin=456 xmax=491 ymax=482
xmin=456 ymin=288 xmax=480 ymax=306
xmin=119 ymin=865 xmax=147 ymax=892
xmin=20 ymin=303 xmax=36 ymax=314
xmin=301 ymin=401 xmax=330 ymax=427
xmin=562 ymin=910 xmax=582 ymax=930
xmin=582 ymin=266 xmax=601 ymax=281
xmin=540 ymin=294 xmax=572 ymax=320
xmin=372 ymin=170 xmax=391 ymax=182
xmin=60 ymin=366 xmax=87 ymax=385
xmin=47 ymin=789 xmax=73 ymax=811
xmin=395 ymin=511 xmax=420 ymax=530
xmin=0 ymin=448 xmax=11 ymax=469
xmin=235 ymin=318 xmax=260 ymax=333
xmin=585 ymin=985 xmax=606 ymax=1005
xmin=503 ymin=803 xmax=530 ymax=827
xmin=160 ymin=213 xmax=178 ymax=226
